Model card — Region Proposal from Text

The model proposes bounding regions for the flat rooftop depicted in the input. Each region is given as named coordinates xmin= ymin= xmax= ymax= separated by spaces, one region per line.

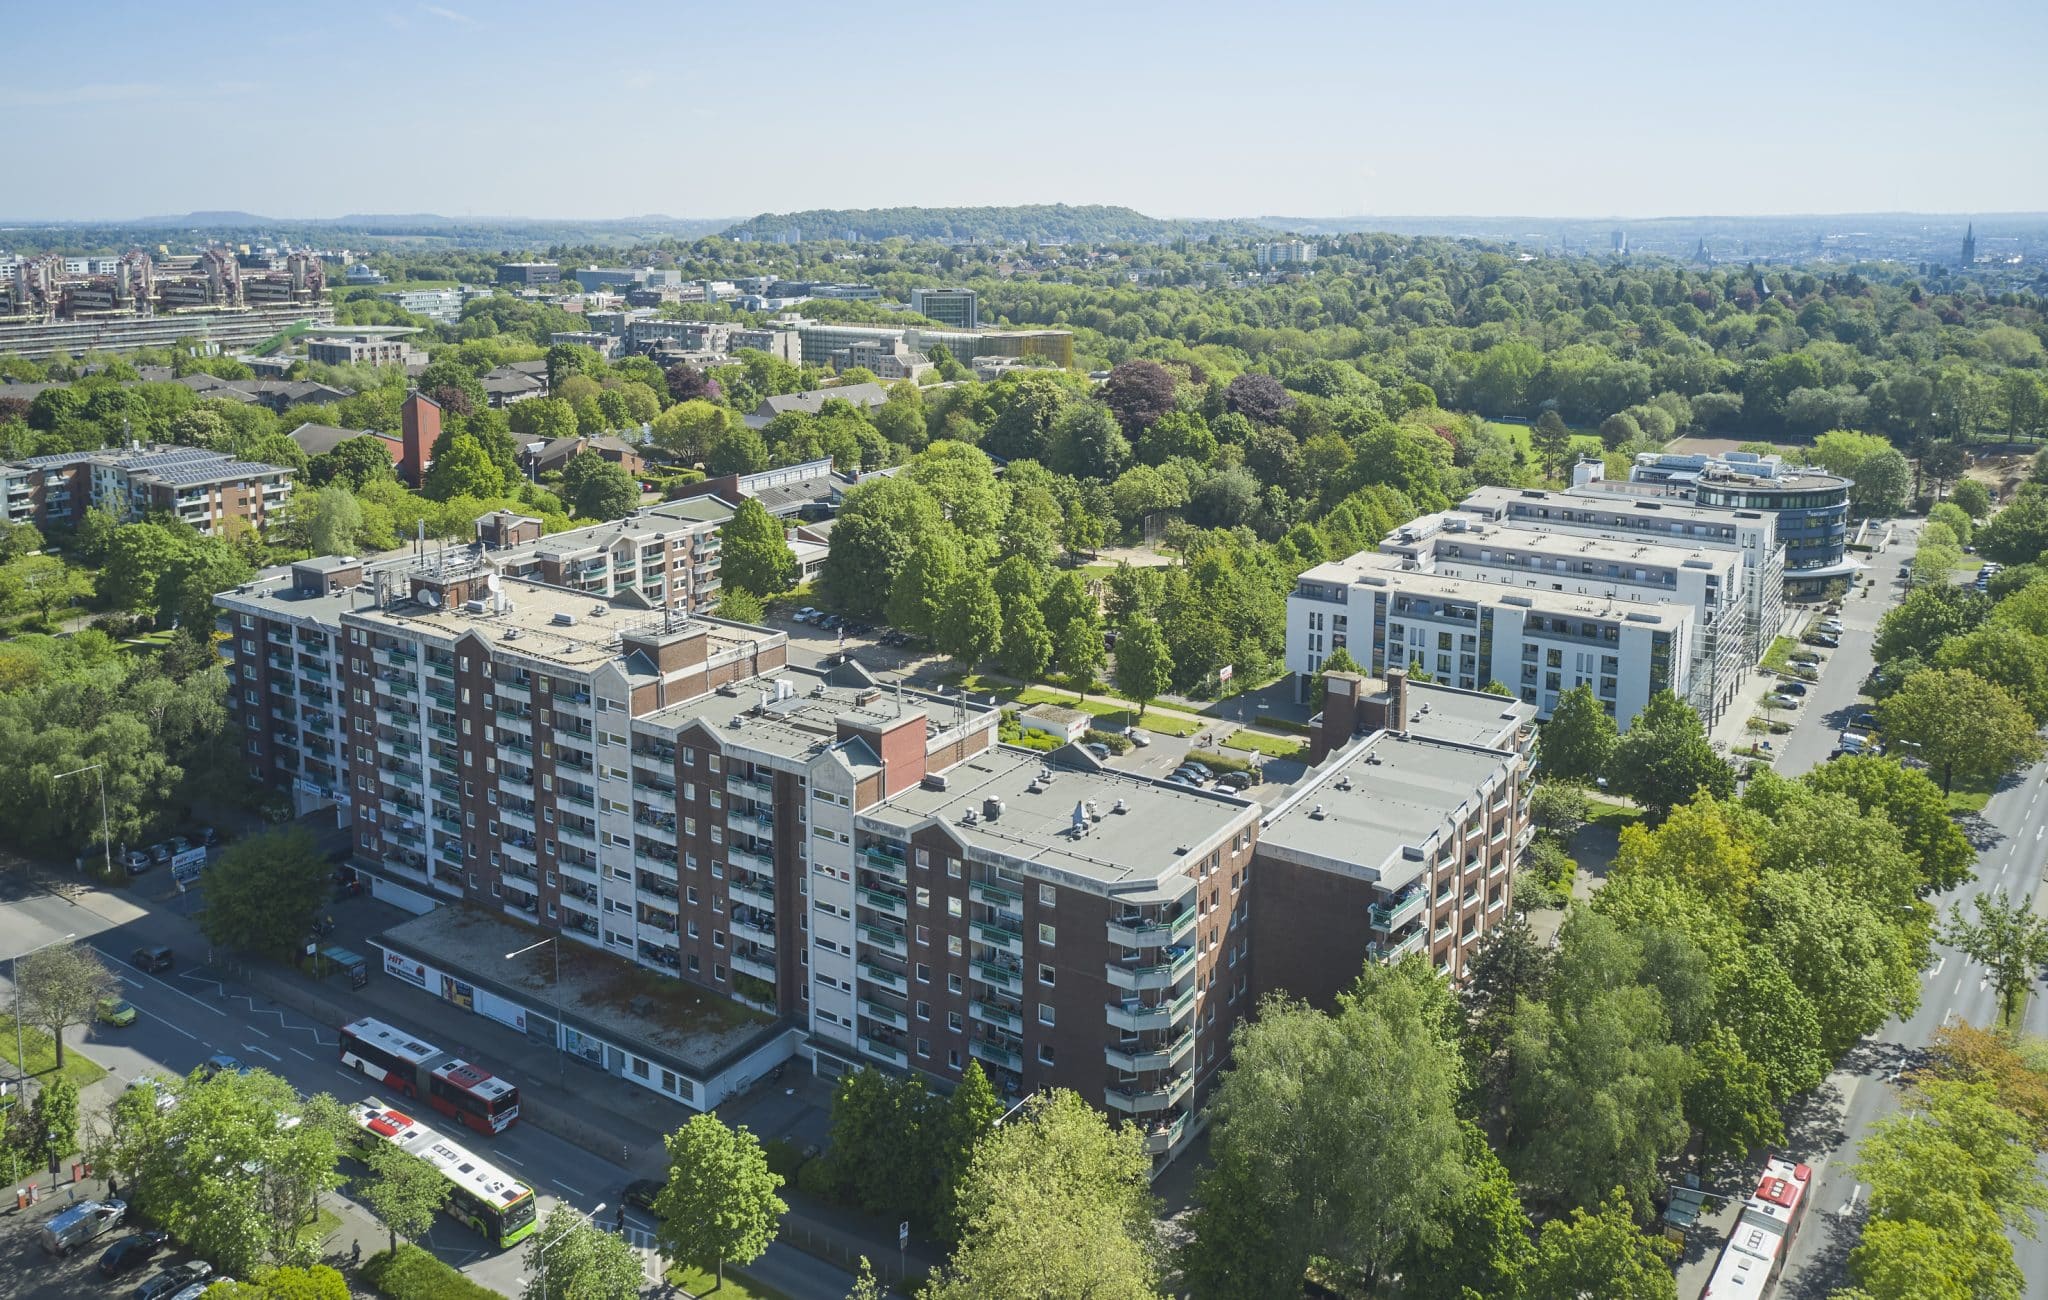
xmin=1384 ymin=512 xmax=1732 ymax=571
xmin=1400 ymin=681 xmax=1535 ymax=750
xmin=1299 ymin=551 xmax=1694 ymax=629
xmin=1261 ymin=729 xmax=1515 ymax=887
xmin=641 ymin=669 xmax=993 ymax=768
xmin=528 ymin=498 xmax=732 ymax=560
xmin=1461 ymin=484 xmax=1769 ymax=528
xmin=860 ymin=746 xmax=1257 ymax=894
xmin=377 ymin=906 xmax=775 ymax=1072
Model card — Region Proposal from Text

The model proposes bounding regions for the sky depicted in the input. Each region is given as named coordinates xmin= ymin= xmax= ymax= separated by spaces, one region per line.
xmin=6 ymin=0 xmax=2046 ymax=222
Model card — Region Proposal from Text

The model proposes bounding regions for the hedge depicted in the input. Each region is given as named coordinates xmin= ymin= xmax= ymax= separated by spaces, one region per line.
xmin=361 ymin=1244 xmax=506 ymax=1300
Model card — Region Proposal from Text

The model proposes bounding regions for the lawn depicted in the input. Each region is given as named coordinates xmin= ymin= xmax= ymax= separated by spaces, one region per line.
xmin=0 ymin=1014 xmax=108 ymax=1088
xmin=1584 ymin=800 xmax=1645 ymax=834
xmin=1945 ymin=777 xmax=1995 ymax=815
xmin=1486 ymin=420 xmax=1606 ymax=461
xmin=667 ymin=1263 xmax=794 ymax=1300
xmin=1009 ymin=687 xmax=1205 ymax=738
xmin=1760 ymin=635 xmax=1798 ymax=675
xmin=1221 ymin=729 xmax=1307 ymax=761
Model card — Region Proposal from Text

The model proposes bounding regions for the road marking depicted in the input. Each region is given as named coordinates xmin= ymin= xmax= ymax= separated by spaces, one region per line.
xmin=498 ymin=1151 xmax=525 ymax=1167
xmin=1837 ymin=1183 xmax=1865 ymax=1217
xmin=127 ymin=1001 xmax=198 ymax=1041
xmin=1928 ymin=956 xmax=1947 ymax=979
xmin=97 ymin=946 xmax=233 ymax=1019
xmin=290 ymin=1047 xmax=315 ymax=1062
xmin=241 ymin=1043 xmax=280 ymax=1062
xmin=556 ymin=1180 xmax=586 ymax=1196
xmin=246 ymin=1024 xmax=270 ymax=1039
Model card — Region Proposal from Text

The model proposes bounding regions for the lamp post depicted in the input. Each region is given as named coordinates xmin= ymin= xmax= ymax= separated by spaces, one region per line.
xmin=7 ymin=932 xmax=78 ymax=1102
xmin=529 ymin=1199 xmax=606 ymax=1300
xmin=52 ymin=764 xmax=112 ymax=880
xmin=505 ymin=937 xmax=566 ymax=1081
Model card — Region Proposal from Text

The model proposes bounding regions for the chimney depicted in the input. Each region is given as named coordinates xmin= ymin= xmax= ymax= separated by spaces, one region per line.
xmin=400 ymin=391 xmax=441 ymax=488
xmin=1310 ymin=670 xmax=1366 ymax=765
xmin=1381 ymin=667 xmax=1410 ymax=734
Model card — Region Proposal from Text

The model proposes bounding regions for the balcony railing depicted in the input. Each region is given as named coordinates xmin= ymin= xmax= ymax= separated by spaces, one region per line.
xmin=970 ymin=960 xmax=1023 ymax=994
xmin=970 ymin=880 xmax=1021 ymax=910
xmin=1106 ymin=907 xmax=1198 ymax=948
xmin=1105 ymin=945 xmax=1196 ymax=993
xmin=1105 ymin=1029 xmax=1195 ymax=1074
xmin=730 ymin=881 xmax=776 ymax=911
xmin=858 ymin=887 xmax=908 ymax=918
xmin=1368 ymin=890 xmax=1426 ymax=934
xmin=969 ymin=998 xmax=1021 ymax=1032
xmin=1105 ymin=1072 xmax=1194 ymax=1115
xmin=858 ymin=960 xmax=908 ymax=993
xmin=969 ymin=1039 xmax=1023 ymax=1073
xmin=861 ymin=847 xmax=908 ymax=879
xmin=860 ymin=998 xmax=908 ymax=1031
xmin=860 ymin=1035 xmax=908 ymax=1068
xmin=859 ymin=923 xmax=908 ymax=957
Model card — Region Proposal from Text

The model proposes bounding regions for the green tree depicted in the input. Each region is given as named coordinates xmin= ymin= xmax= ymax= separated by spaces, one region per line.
xmin=157 ymin=537 xmax=254 ymax=633
xmin=887 ymin=532 xmax=965 ymax=640
xmin=924 ymin=1090 xmax=1162 ymax=1300
xmin=1308 ymin=643 xmax=1363 ymax=708
xmin=1390 ymin=1120 xmax=1535 ymax=1300
xmin=1683 ymin=1025 xmax=1784 ymax=1159
xmin=650 ymin=398 xmax=733 ymax=460
xmin=197 ymin=827 xmax=331 ymax=959
xmin=996 ymin=599 xmax=1052 ymax=681
xmin=935 ymin=1061 xmax=1004 ymax=1239
xmin=1538 ymin=684 xmax=1618 ymax=784
xmin=508 ymin=395 xmax=578 ymax=442
xmin=307 ymin=435 xmax=398 ymax=490
xmin=1880 ymin=667 xmax=2044 ymax=793
xmin=717 ymin=499 xmax=798 ymax=598
xmin=1750 ymin=869 xmax=1923 ymax=1056
xmin=0 ymin=555 xmax=92 ymax=625
xmin=1952 ymin=479 xmax=1994 ymax=520
xmin=1531 ymin=410 xmax=1573 ymax=476
xmin=303 ymin=485 xmax=366 ymax=557
xmin=1529 ymin=781 xmax=1592 ymax=843
xmin=935 ymin=569 xmax=1002 ymax=669
xmin=1112 ymin=616 xmax=1173 ymax=718
xmin=824 ymin=477 xmax=942 ymax=621
xmin=27 ymin=1074 xmax=79 ymax=1165
xmin=1935 ymin=622 xmax=2048 ymax=721
xmin=356 ymin=1141 xmax=448 ymax=1252
xmin=1874 ymin=584 xmax=1987 ymax=664
xmin=1608 ymin=691 xmax=1733 ymax=820
xmin=1054 ymin=616 xmax=1106 ymax=694
xmin=15 ymin=941 xmax=115 ymax=1068
xmin=1182 ymin=965 xmax=1472 ymax=1296
xmin=1942 ymin=890 xmax=2048 ymax=1027
xmin=1522 ymin=1193 xmax=1677 ymax=1300
xmin=522 ymin=1205 xmax=645 ymax=1300
xmin=714 ymin=589 xmax=765 ymax=624
xmin=1928 ymin=500 xmax=1974 ymax=548
xmin=706 ymin=424 xmax=770 ymax=475
xmin=560 ymin=452 xmax=638 ymax=521
xmin=654 ymin=1113 xmax=786 ymax=1291
xmin=1801 ymin=756 xmax=1976 ymax=893
xmin=101 ymin=522 xmax=188 ymax=614
xmin=201 ymin=1265 xmax=350 ymax=1300
xmin=422 ymin=433 xmax=505 ymax=501
xmin=845 ymin=1258 xmax=886 ymax=1300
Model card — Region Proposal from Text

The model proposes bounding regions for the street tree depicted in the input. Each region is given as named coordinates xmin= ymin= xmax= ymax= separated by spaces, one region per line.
xmin=356 ymin=1141 xmax=448 ymax=1253
xmin=1182 ymin=963 xmax=1472 ymax=1296
xmin=1750 ymin=870 xmax=1923 ymax=1055
xmin=887 ymin=532 xmax=965 ymax=641
xmin=1522 ymin=1193 xmax=1678 ymax=1300
xmin=1054 ymin=616 xmax=1106 ymax=694
xmin=1111 ymin=616 xmax=1173 ymax=718
xmin=1538 ymin=684 xmax=1617 ymax=784
xmin=824 ymin=478 xmax=941 ymax=621
xmin=925 ymin=1090 xmax=1162 ymax=1300
xmin=717 ymin=498 xmax=798 ymax=598
xmin=654 ymin=1113 xmax=786 ymax=1291
xmin=1943 ymin=890 xmax=2048 ymax=1027
xmin=935 ymin=570 xmax=1002 ymax=669
xmin=198 ymin=827 xmax=330 ymax=959
xmin=1389 ymin=1120 xmax=1535 ymax=1300
xmin=561 ymin=452 xmax=638 ymax=521
xmin=934 ymin=1061 xmax=1003 ymax=1238
xmin=523 ymin=1205 xmax=645 ymax=1300
xmin=1952 ymin=478 xmax=1994 ymax=520
xmin=157 ymin=537 xmax=255 ymax=632
xmin=15 ymin=941 xmax=116 ymax=1068
xmin=27 ymin=1074 xmax=79 ymax=1166
xmin=1801 ymin=756 xmax=1976 ymax=893
xmin=995 ymin=598 xmax=1052 ymax=681
xmin=1683 ymin=1025 xmax=1785 ymax=1159
xmin=1607 ymin=691 xmax=1733 ymax=820
xmin=1880 ymin=667 xmax=2044 ymax=793
xmin=1528 ymin=781 xmax=1592 ymax=843
xmin=1935 ymin=622 xmax=2048 ymax=722
xmin=1874 ymin=585 xmax=1988 ymax=665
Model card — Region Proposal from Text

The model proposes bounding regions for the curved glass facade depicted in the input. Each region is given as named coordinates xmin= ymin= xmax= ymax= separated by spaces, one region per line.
xmin=1696 ymin=477 xmax=1851 ymax=595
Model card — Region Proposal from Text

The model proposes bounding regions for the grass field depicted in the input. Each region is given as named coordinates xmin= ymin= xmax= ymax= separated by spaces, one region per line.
xmin=667 ymin=1263 xmax=794 ymax=1300
xmin=1221 ymin=729 xmax=1307 ymax=761
xmin=0 ymin=1014 xmax=108 ymax=1088
xmin=1486 ymin=420 xmax=1606 ymax=461
xmin=1760 ymin=635 xmax=1798 ymax=675
xmin=1585 ymin=800 xmax=1645 ymax=834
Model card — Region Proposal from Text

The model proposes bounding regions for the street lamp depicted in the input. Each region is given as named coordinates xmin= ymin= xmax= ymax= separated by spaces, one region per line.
xmin=529 ymin=1200 xmax=606 ymax=1300
xmin=6 ymin=932 xmax=78 ymax=1103
xmin=505 ymin=937 xmax=566 ymax=1081
xmin=52 ymin=764 xmax=112 ymax=880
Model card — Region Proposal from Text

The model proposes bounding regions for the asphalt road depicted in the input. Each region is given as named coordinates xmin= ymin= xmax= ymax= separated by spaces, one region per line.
xmin=0 ymin=886 xmax=852 ymax=1298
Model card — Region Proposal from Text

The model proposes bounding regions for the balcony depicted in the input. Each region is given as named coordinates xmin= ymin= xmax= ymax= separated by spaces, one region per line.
xmin=969 ymin=1039 xmax=1023 ymax=1073
xmin=633 ymin=768 xmax=677 ymax=797
xmin=634 ymin=812 xmax=678 ymax=842
xmin=1106 ymin=945 xmax=1196 ymax=993
xmin=860 ymin=923 xmax=908 ymax=957
xmin=500 ymin=778 xmax=535 ymax=802
xmin=969 ymin=998 xmax=1022 ymax=1032
xmin=730 ymin=846 xmax=774 ymax=875
xmin=970 ymin=959 xmax=1022 ymax=995
xmin=858 ymin=887 xmax=908 ymax=919
xmin=495 ymin=680 xmax=531 ymax=703
xmin=1368 ymin=890 xmax=1426 ymax=934
xmin=970 ymin=880 xmax=1022 ymax=911
xmin=733 ymin=952 xmax=776 ymax=983
xmin=1142 ymin=1112 xmax=1189 ymax=1156
xmin=1105 ymin=1029 xmax=1195 ymax=1074
xmin=1105 ymin=987 xmax=1197 ymax=1033
xmin=730 ymin=880 xmax=776 ymax=911
xmin=860 ymin=997 xmax=908 ymax=1031
xmin=860 ymin=1035 xmax=908 ymax=1068
xmin=973 ymin=919 xmax=1023 ymax=957
xmin=858 ymin=960 xmax=908 ymax=993
xmin=728 ymin=774 xmax=772 ymax=803
xmin=1104 ymin=1072 xmax=1193 ymax=1115
xmin=1370 ymin=926 xmax=1428 ymax=962
xmin=1106 ymin=907 xmax=1198 ymax=948
xmin=860 ymin=847 xmax=907 ymax=880
xmin=560 ymin=824 xmax=597 ymax=849
xmin=736 ymin=916 xmax=777 ymax=950
xmin=731 ymin=812 xmax=775 ymax=841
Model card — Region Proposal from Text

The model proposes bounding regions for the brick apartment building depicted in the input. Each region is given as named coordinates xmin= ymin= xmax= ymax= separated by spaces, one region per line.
xmin=2 ymin=444 xmax=292 ymax=533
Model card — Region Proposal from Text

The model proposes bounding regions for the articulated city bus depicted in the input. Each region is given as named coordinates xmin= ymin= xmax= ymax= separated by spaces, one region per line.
xmin=1701 ymin=1156 xmax=1813 ymax=1298
xmin=338 ymin=1016 xmax=520 ymax=1135
xmin=349 ymin=1099 xmax=537 ymax=1250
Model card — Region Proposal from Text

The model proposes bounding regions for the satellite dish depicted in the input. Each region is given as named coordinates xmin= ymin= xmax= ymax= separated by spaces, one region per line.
xmin=486 ymin=573 xmax=501 ymax=593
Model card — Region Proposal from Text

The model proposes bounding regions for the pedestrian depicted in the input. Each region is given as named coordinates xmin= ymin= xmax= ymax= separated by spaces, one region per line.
xmin=350 ymin=1239 xmax=361 ymax=1266
xmin=107 ymin=1174 xmax=118 ymax=1200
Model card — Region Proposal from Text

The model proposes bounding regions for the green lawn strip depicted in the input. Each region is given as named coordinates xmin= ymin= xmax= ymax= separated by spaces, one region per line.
xmin=0 ymin=1013 xmax=109 ymax=1087
xmin=1584 ymin=801 xmax=1645 ymax=833
xmin=1220 ymin=729 xmax=1306 ymax=761
xmin=1946 ymin=784 xmax=1994 ymax=815
xmin=1006 ymin=686 xmax=1205 ymax=737
xmin=668 ymin=1263 xmax=796 ymax=1300
xmin=1760 ymin=635 xmax=1798 ymax=675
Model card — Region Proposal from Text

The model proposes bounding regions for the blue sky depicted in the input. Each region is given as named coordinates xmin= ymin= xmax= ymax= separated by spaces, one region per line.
xmin=5 ymin=0 xmax=2044 ymax=221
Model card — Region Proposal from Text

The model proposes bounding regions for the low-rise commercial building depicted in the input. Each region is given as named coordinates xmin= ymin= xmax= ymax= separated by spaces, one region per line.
xmin=909 ymin=287 xmax=979 ymax=329
xmin=497 ymin=262 xmax=561 ymax=285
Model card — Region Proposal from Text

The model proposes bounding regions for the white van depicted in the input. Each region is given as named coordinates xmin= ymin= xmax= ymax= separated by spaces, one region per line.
xmin=39 ymin=1199 xmax=126 ymax=1254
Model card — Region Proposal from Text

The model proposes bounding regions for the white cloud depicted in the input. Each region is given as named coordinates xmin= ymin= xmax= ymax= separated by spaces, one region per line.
xmin=423 ymin=5 xmax=476 ymax=23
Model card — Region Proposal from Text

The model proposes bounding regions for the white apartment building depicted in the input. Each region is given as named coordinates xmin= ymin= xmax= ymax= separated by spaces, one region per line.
xmin=1288 ymin=511 xmax=1742 ymax=726
xmin=1255 ymin=239 xmax=1316 ymax=268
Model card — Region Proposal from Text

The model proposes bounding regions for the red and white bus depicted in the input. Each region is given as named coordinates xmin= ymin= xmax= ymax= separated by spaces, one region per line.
xmin=338 ymin=1017 xmax=520 ymax=1135
xmin=1701 ymin=1156 xmax=1812 ymax=1298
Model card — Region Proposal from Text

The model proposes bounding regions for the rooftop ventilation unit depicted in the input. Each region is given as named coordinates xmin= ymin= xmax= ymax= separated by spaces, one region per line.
xmin=552 ymin=612 xmax=577 ymax=627
xmin=1309 ymin=804 xmax=1328 ymax=820
xmin=1111 ymin=799 xmax=1128 ymax=814
xmin=463 ymin=599 xmax=487 ymax=614
xmin=503 ymin=629 xmax=522 ymax=640
xmin=921 ymin=773 xmax=949 ymax=792
xmin=982 ymin=797 xmax=1004 ymax=820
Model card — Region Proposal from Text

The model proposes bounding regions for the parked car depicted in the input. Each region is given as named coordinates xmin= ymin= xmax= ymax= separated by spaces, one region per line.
xmin=96 ymin=999 xmax=137 ymax=1027
xmin=1789 ymin=650 xmax=1822 ymax=665
xmin=1819 ymin=619 xmax=1844 ymax=635
xmin=1770 ymin=693 xmax=1803 ymax=709
xmin=137 ymin=1261 xmax=214 ymax=1300
xmin=624 ymin=1179 xmax=663 ymax=1212
xmin=166 ymin=836 xmax=191 ymax=856
xmin=1776 ymin=680 xmax=1809 ymax=697
xmin=1123 ymin=727 xmax=1151 ymax=747
xmin=169 ymin=1283 xmax=226 ymax=1300
xmin=148 ymin=844 xmax=172 ymax=867
xmin=1082 ymin=742 xmax=1110 ymax=761
xmin=1171 ymin=769 xmax=1209 ymax=787
xmin=1180 ymin=761 xmax=1214 ymax=779
xmin=200 ymin=1053 xmax=250 ymax=1080
xmin=97 ymin=1231 xmax=169 ymax=1278
xmin=1811 ymin=633 xmax=1841 ymax=649
xmin=1214 ymin=771 xmax=1255 ymax=792
xmin=1851 ymin=711 xmax=1879 ymax=731
xmin=127 ymin=1077 xmax=177 ymax=1114
xmin=122 ymin=850 xmax=152 ymax=874
xmin=41 ymin=1200 xmax=126 ymax=1255
xmin=132 ymin=945 xmax=173 ymax=973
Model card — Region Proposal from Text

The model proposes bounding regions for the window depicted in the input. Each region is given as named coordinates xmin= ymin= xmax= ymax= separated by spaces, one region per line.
xmin=1037 ymin=923 xmax=1056 ymax=947
xmin=915 ymin=924 xmax=930 ymax=946
xmin=1037 ymin=883 xmax=1056 ymax=908
xmin=1038 ymin=963 xmax=1057 ymax=986
xmin=947 ymin=935 xmax=962 ymax=957
xmin=947 ymin=1011 xmax=963 ymax=1032
xmin=915 ymin=1000 xmax=931 ymax=1020
xmin=946 ymin=974 xmax=963 ymax=994
xmin=1037 ymin=1044 xmax=1056 ymax=1066
xmin=916 ymin=962 xmax=931 ymax=984
xmin=1037 ymin=1003 xmax=1055 ymax=1026
xmin=947 ymin=896 xmax=962 ymax=918
xmin=947 ymin=858 xmax=961 ymax=878
xmin=916 ymin=1038 xmax=931 ymax=1058
xmin=915 ymin=886 xmax=930 ymax=909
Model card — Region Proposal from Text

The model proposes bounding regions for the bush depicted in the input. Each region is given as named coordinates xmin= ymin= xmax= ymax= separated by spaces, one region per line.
xmin=795 ymin=1155 xmax=841 ymax=1202
xmin=763 ymin=1137 xmax=804 ymax=1182
xmin=361 ymin=1244 xmax=503 ymax=1300
xmin=1520 ymin=837 xmax=1575 ymax=909
xmin=1188 ymin=748 xmax=1253 ymax=775
xmin=1083 ymin=728 xmax=1132 ymax=754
